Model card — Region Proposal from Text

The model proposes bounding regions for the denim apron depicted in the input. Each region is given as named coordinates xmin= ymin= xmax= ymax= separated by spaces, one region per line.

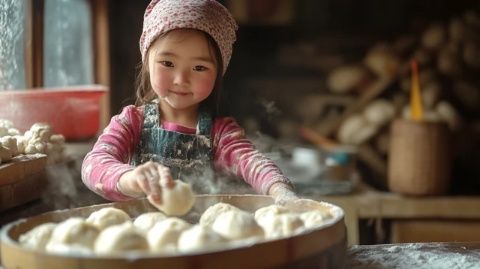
xmin=132 ymin=103 xmax=214 ymax=193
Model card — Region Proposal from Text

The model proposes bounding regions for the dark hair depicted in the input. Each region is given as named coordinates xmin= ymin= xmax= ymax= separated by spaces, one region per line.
xmin=134 ymin=31 xmax=224 ymax=118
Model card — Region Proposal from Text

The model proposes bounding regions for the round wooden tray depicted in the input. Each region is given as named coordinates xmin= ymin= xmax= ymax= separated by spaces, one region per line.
xmin=1 ymin=195 xmax=346 ymax=269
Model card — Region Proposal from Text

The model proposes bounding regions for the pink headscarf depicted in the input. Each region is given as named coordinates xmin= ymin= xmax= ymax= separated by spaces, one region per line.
xmin=139 ymin=0 xmax=238 ymax=74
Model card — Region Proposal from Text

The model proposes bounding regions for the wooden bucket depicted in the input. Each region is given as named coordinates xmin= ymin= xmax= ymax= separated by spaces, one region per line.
xmin=1 ymin=195 xmax=346 ymax=269
xmin=388 ymin=119 xmax=451 ymax=195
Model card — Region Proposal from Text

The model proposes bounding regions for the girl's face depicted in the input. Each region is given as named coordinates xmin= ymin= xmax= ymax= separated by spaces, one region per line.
xmin=148 ymin=29 xmax=218 ymax=112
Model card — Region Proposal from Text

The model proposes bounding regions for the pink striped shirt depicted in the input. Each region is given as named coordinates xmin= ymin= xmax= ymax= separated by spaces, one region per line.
xmin=81 ymin=105 xmax=291 ymax=201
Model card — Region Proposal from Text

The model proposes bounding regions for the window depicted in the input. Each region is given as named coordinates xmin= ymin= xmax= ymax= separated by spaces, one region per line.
xmin=0 ymin=0 xmax=27 ymax=90
xmin=0 ymin=0 xmax=98 ymax=90
xmin=44 ymin=0 xmax=94 ymax=87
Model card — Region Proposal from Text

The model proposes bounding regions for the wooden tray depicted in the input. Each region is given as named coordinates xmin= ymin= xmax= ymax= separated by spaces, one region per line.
xmin=0 ymin=154 xmax=47 ymax=212
xmin=1 ymin=195 xmax=346 ymax=269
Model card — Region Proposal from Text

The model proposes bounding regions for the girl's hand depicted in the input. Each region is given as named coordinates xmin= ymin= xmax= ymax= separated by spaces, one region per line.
xmin=118 ymin=161 xmax=175 ymax=204
xmin=268 ymin=182 xmax=299 ymax=205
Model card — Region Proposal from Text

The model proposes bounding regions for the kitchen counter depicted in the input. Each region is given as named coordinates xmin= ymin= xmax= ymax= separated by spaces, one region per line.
xmin=346 ymin=242 xmax=480 ymax=269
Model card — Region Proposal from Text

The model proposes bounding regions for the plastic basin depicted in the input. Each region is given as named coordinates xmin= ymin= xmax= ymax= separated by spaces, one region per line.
xmin=0 ymin=85 xmax=107 ymax=141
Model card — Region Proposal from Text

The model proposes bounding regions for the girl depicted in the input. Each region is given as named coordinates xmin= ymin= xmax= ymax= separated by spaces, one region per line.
xmin=82 ymin=0 xmax=297 ymax=206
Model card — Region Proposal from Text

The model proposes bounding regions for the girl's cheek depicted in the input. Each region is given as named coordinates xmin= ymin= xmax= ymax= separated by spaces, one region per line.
xmin=151 ymin=69 xmax=171 ymax=95
xmin=195 ymin=74 xmax=216 ymax=95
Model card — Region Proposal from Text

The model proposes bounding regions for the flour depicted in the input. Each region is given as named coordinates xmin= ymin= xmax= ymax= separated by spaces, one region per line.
xmin=347 ymin=243 xmax=480 ymax=269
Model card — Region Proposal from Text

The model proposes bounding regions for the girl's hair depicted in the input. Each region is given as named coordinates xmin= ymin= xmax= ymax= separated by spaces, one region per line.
xmin=134 ymin=31 xmax=224 ymax=118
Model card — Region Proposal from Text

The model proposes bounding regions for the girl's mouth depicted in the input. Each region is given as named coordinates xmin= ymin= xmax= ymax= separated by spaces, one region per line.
xmin=169 ymin=90 xmax=190 ymax=96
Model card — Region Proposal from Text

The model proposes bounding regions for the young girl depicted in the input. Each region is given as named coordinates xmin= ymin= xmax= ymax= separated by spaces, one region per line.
xmin=82 ymin=0 xmax=297 ymax=206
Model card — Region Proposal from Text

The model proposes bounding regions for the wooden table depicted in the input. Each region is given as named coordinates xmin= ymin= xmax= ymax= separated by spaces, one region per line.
xmin=311 ymin=182 xmax=480 ymax=245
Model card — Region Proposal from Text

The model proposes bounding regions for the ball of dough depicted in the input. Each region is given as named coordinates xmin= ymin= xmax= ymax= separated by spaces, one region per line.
xmin=94 ymin=222 xmax=149 ymax=255
xmin=19 ymin=222 xmax=57 ymax=251
xmin=147 ymin=217 xmax=192 ymax=253
xmin=177 ymin=225 xmax=227 ymax=253
xmin=212 ymin=210 xmax=264 ymax=240
xmin=300 ymin=210 xmax=332 ymax=229
xmin=153 ymin=180 xmax=195 ymax=216
xmin=86 ymin=207 xmax=131 ymax=230
xmin=45 ymin=218 xmax=99 ymax=254
xmin=200 ymin=202 xmax=241 ymax=227
xmin=254 ymin=204 xmax=290 ymax=226
xmin=259 ymin=214 xmax=304 ymax=239
xmin=133 ymin=212 xmax=167 ymax=233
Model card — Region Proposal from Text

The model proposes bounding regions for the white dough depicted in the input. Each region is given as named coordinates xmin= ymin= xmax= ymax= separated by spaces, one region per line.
xmin=199 ymin=202 xmax=241 ymax=227
xmin=147 ymin=217 xmax=192 ymax=253
xmin=153 ymin=180 xmax=195 ymax=216
xmin=259 ymin=214 xmax=304 ymax=239
xmin=212 ymin=210 xmax=264 ymax=240
xmin=94 ymin=222 xmax=149 ymax=254
xmin=45 ymin=217 xmax=99 ymax=254
xmin=86 ymin=207 xmax=131 ymax=230
xmin=177 ymin=225 xmax=227 ymax=253
xmin=300 ymin=210 xmax=332 ymax=229
xmin=254 ymin=204 xmax=290 ymax=226
xmin=19 ymin=222 xmax=57 ymax=251
xmin=133 ymin=212 xmax=167 ymax=233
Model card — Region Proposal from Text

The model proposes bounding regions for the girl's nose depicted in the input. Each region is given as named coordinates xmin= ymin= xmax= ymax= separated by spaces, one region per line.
xmin=173 ymin=69 xmax=190 ymax=85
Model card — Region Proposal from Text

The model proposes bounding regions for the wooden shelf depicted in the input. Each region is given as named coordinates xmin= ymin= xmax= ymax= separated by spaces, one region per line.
xmin=309 ymin=181 xmax=480 ymax=245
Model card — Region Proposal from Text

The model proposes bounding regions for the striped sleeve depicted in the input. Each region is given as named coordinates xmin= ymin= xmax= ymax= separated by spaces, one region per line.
xmin=81 ymin=105 xmax=143 ymax=201
xmin=212 ymin=117 xmax=292 ymax=194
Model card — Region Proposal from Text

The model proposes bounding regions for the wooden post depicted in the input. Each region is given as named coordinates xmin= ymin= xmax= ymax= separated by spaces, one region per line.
xmin=91 ymin=0 xmax=110 ymax=130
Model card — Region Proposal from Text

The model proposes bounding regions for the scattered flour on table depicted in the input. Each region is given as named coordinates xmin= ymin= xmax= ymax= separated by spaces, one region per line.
xmin=347 ymin=243 xmax=480 ymax=269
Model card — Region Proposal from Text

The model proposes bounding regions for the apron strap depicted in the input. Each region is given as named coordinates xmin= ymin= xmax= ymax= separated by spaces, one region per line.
xmin=143 ymin=103 xmax=160 ymax=128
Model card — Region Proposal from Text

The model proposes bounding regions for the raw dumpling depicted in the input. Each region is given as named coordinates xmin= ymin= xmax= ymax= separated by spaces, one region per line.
xmin=254 ymin=204 xmax=290 ymax=226
xmin=259 ymin=214 xmax=304 ymax=239
xmin=94 ymin=222 xmax=149 ymax=255
xmin=19 ymin=222 xmax=57 ymax=251
xmin=300 ymin=210 xmax=332 ymax=229
xmin=211 ymin=210 xmax=264 ymax=240
xmin=86 ymin=207 xmax=131 ymax=230
xmin=153 ymin=180 xmax=195 ymax=216
xmin=177 ymin=225 xmax=227 ymax=253
xmin=45 ymin=218 xmax=99 ymax=254
xmin=147 ymin=217 xmax=192 ymax=253
xmin=133 ymin=212 xmax=167 ymax=233
xmin=199 ymin=202 xmax=240 ymax=227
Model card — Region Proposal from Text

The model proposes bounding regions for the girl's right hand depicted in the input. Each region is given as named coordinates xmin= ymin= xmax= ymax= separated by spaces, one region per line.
xmin=118 ymin=161 xmax=175 ymax=204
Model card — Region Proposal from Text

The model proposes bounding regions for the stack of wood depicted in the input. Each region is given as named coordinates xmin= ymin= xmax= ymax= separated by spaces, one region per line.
xmin=311 ymin=9 xmax=480 ymax=185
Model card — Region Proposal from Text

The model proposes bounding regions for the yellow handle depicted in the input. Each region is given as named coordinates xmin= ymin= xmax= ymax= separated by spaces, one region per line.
xmin=410 ymin=60 xmax=423 ymax=121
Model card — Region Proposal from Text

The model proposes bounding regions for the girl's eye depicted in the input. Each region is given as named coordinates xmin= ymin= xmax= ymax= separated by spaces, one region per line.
xmin=159 ymin=61 xmax=174 ymax=67
xmin=193 ymin=65 xmax=207 ymax=71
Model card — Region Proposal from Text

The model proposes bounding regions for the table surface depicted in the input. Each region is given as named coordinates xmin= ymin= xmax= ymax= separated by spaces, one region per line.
xmin=346 ymin=242 xmax=480 ymax=269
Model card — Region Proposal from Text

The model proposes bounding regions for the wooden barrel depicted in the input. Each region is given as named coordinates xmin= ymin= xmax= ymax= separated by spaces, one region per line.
xmin=1 ymin=195 xmax=346 ymax=269
xmin=388 ymin=119 xmax=452 ymax=195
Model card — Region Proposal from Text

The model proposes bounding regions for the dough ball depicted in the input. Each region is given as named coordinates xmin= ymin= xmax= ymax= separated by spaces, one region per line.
xmin=212 ymin=210 xmax=264 ymax=240
xmin=259 ymin=214 xmax=304 ymax=239
xmin=94 ymin=222 xmax=149 ymax=255
xmin=45 ymin=218 xmax=99 ymax=254
xmin=19 ymin=222 xmax=57 ymax=251
xmin=153 ymin=180 xmax=195 ymax=216
xmin=199 ymin=202 xmax=241 ymax=227
xmin=254 ymin=204 xmax=290 ymax=226
xmin=177 ymin=225 xmax=227 ymax=253
xmin=300 ymin=210 xmax=333 ymax=229
xmin=133 ymin=212 xmax=167 ymax=233
xmin=86 ymin=207 xmax=131 ymax=230
xmin=147 ymin=217 xmax=192 ymax=253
